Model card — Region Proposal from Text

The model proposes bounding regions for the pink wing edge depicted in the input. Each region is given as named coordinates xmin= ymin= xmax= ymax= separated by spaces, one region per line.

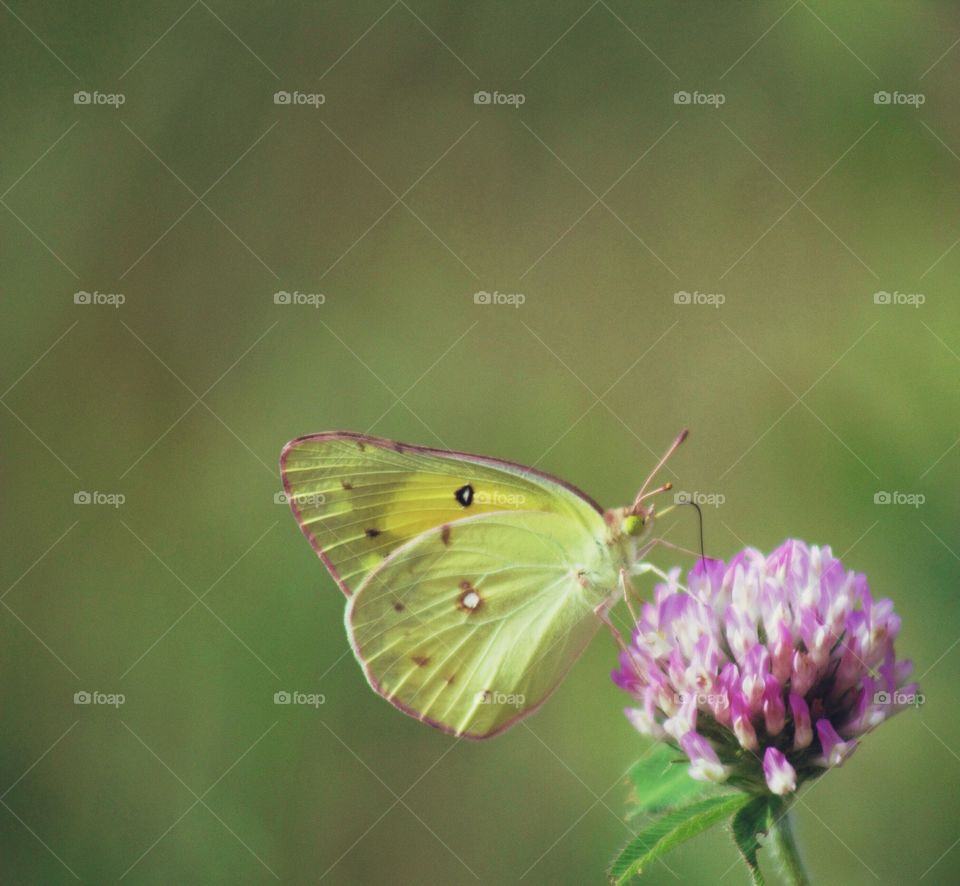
xmin=355 ymin=635 xmax=599 ymax=741
xmin=279 ymin=430 xmax=605 ymax=600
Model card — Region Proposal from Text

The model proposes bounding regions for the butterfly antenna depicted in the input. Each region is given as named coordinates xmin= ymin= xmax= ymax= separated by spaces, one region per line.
xmin=630 ymin=428 xmax=688 ymax=514
xmin=634 ymin=481 xmax=672 ymax=504
xmin=682 ymin=499 xmax=707 ymax=567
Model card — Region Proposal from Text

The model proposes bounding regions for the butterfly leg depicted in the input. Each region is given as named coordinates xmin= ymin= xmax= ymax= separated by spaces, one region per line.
xmin=593 ymin=567 xmax=645 ymax=653
xmin=595 ymin=572 xmax=656 ymax=674
xmin=643 ymin=536 xmax=705 ymax=561
xmin=594 ymin=592 xmax=630 ymax=653
xmin=619 ymin=567 xmax=640 ymax=624
xmin=631 ymin=561 xmax=690 ymax=594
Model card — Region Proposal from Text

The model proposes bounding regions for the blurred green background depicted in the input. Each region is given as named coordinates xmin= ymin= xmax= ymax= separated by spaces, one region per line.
xmin=1 ymin=2 xmax=958 ymax=883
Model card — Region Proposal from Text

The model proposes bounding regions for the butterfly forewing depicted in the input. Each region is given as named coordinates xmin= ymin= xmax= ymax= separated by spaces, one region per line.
xmin=347 ymin=510 xmax=615 ymax=738
xmin=281 ymin=432 xmax=603 ymax=595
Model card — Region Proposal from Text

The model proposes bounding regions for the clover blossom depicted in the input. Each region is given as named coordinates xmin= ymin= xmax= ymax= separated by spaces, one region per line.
xmin=613 ymin=540 xmax=920 ymax=796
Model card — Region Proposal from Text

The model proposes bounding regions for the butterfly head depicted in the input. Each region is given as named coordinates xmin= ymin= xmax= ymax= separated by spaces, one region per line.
xmin=603 ymin=502 xmax=657 ymax=547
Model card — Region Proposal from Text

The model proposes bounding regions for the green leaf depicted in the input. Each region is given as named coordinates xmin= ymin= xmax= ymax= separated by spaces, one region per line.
xmin=608 ymin=792 xmax=752 ymax=885
xmin=626 ymin=744 xmax=720 ymax=817
xmin=731 ymin=796 xmax=779 ymax=886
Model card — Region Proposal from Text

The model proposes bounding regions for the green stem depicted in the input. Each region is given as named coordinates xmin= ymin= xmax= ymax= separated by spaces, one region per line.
xmin=768 ymin=808 xmax=811 ymax=886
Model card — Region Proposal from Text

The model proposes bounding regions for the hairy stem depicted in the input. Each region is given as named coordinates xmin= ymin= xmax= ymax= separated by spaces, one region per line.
xmin=768 ymin=808 xmax=811 ymax=886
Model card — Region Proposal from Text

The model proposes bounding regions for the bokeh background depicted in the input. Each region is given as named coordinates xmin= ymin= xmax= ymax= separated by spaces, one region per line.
xmin=1 ymin=2 xmax=958 ymax=883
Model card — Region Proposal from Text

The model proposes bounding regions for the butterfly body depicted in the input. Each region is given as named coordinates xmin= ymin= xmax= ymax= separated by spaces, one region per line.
xmin=281 ymin=431 xmax=674 ymax=738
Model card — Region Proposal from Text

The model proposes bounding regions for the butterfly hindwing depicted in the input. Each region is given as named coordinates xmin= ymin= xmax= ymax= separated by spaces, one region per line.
xmin=346 ymin=510 xmax=616 ymax=738
xmin=280 ymin=432 xmax=604 ymax=595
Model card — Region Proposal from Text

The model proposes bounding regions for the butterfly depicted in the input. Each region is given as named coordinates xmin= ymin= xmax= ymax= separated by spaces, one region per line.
xmin=280 ymin=430 xmax=687 ymax=739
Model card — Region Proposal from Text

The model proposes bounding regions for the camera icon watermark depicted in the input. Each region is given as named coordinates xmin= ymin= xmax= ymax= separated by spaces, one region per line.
xmin=274 ymin=690 xmax=325 ymax=707
xmin=676 ymin=691 xmax=729 ymax=709
xmin=674 ymin=90 xmax=725 ymax=108
xmin=674 ymin=490 xmax=725 ymax=509
xmin=473 ymin=290 xmax=525 ymax=308
xmin=673 ymin=290 xmax=725 ymax=308
xmin=273 ymin=90 xmax=325 ymax=107
xmin=274 ymin=491 xmax=326 ymax=507
xmin=873 ymin=90 xmax=925 ymax=108
xmin=74 ymin=490 xmax=125 ymax=508
xmin=473 ymin=90 xmax=525 ymax=108
xmin=873 ymin=689 xmax=925 ymax=706
xmin=873 ymin=491 xmax=925 ymax=508
xmin=475 ymin=689 xmax=526 ymax=708
xmin=273 ymin=290 xmax=325 ymax=308
xmin=474 ymin=490 xmax=526 ymax=508
xmin=873 ymin=290 xmax=924 ymax=308
xmin=74 ymin=290 xmax=125 ymax=308
xmin=74 ymin=690 xmax=125 ymax=707
xmin=74 ymin=90 xmax=126 ymax=108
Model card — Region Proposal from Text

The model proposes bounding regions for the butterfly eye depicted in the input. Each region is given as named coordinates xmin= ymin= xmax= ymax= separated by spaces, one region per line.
xmin=623 ymin=514 xmax=644 ymax=536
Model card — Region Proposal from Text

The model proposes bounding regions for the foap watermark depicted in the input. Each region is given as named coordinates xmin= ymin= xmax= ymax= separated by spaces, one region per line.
xmin=474 ymin=490 xmax=526 ymax=508
xmin=873 ymin=689 xmax=925 ymax=707
xmin=74 ymin=490 xmax=125 ymax=508
xmin=476 ymin=690 xmax=526 ymax=708
xmin=74 ymin=290 xmax=125 ymax=308
xmin=274 ymin=690 xmax=325 ymax=707
xmin=873 ymin=90 xmax=925 ymax=108
xmin=674 ymin=90 xmax=725 ymax=108
xmin=274 ymin=290 xmax=325 ymax=308
xmin=473 ymin=90 xmax=525 ymax=108
xmin=74 ymin=90 xmax=125 ymax=108
xmin=474 ymin=290 xmax=525 ymax=308
xmin=674 ymin=290 xmax=725 ymax=308
xmin=274 ymin=90 xmax=325 ymax=108
xmin=873 ymin=290 xmax=924 ymax=308
xmin=274 ymin=490 xmax=326 ymax=507
xmin=674 ymin=490 xmax=725 ymax=509
xmin=676 ymin=691 xmax=729 ymax=709
xmin=74 ymin=690 xmax=125 ymax=707
xmin=874 ymin=491 xmax=925 ymax=508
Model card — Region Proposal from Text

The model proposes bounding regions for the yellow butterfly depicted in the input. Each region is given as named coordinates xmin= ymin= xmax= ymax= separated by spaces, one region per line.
xmin=280 ymin=431 xmax=686 ymax=739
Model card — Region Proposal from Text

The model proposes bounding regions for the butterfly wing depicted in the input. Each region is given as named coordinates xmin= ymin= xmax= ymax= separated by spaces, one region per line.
xmin=346 ymin=510 xmax=616 ymax=738
xmin=280 ymin=432 xmax=603 ymax=595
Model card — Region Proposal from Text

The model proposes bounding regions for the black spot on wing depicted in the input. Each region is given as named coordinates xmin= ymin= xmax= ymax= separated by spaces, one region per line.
xmin=454 ymin=484 xmax=474 ymax=507
xmin=365 ymin=528 xmax=381 ymax=538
